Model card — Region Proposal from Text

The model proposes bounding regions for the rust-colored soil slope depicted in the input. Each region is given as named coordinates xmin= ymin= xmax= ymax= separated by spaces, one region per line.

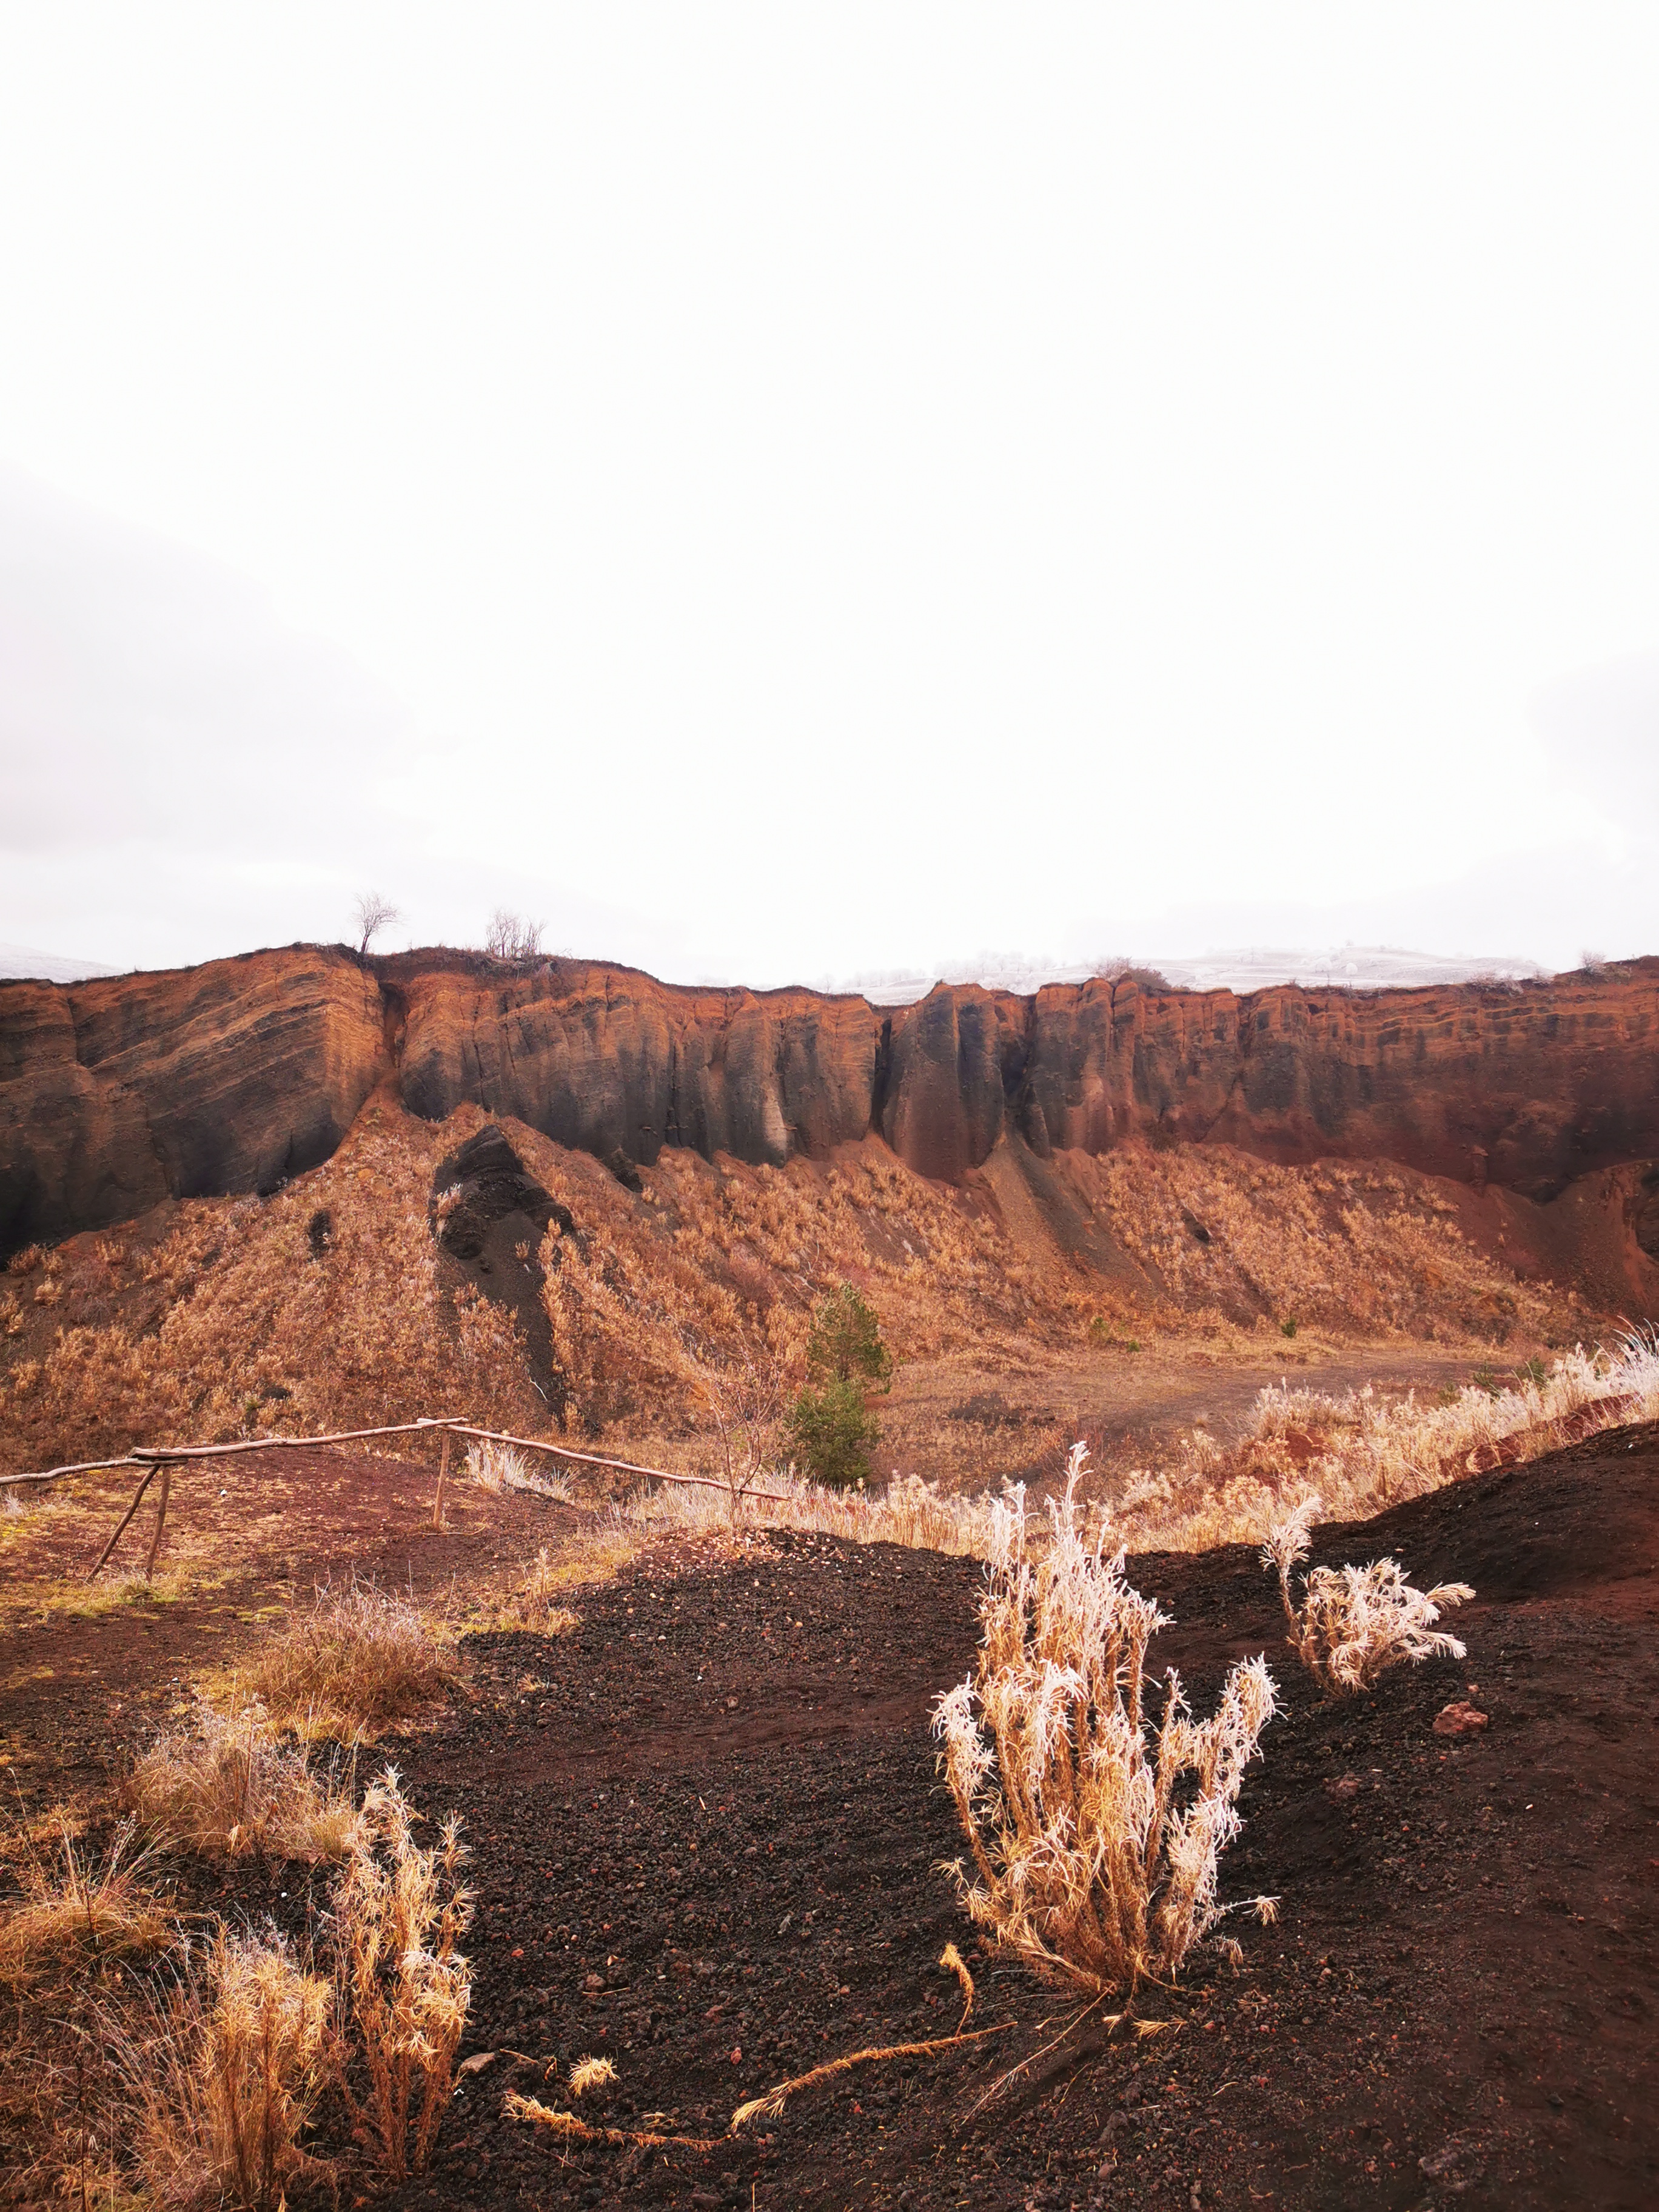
xmin=0 ymin=1086 xmax=1600 ymax=1482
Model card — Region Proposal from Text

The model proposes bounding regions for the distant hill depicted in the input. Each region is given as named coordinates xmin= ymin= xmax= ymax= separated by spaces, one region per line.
xmin=0 ymin=943 xmax=118 ymax=985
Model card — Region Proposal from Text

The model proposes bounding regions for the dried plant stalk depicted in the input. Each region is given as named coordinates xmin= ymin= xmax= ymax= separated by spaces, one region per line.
xmin=328 ymin=1766 xmax=474 ymax=2179
xmin=1262 ymin=1497 xmax=1474 ymax=1697
xmin=504 ymin=2090 xmax=722 ymax=2151
xmin=934 ymin=1445 xmax=1278 ymax=1997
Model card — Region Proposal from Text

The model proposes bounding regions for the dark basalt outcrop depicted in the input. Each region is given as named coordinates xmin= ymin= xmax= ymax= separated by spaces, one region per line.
xmin=429 ymin=1123 xmax=569 ymax=1417
xmin=4 ymin=944 xmax=1659 ymax=1255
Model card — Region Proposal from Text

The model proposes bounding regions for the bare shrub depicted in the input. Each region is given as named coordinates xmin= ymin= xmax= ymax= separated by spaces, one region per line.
xmin=244 ymin=1583 xmax=461 ymax=1737
xmin=484 ymin=910 xmax=545 ymax=961
xmin=682 ymin=1332 xmax=791 ymax=1514
xmin=353 ymin=890 xmax=401 ymax=957
xmin=129 ymin=1701 xmax=362 ymax=1861
xmin=1263 ymin=1498 xmax=1474 ymax=1697
xmin=933 ymin=1446 xmax=1278 ymax=1997
xmin=126 ymin=1924 xmax=333 ymax=2210
xmin=0 ymin=1817 xmax=170 ymax=1989
xmin=329 ymin=1767 xmax=474 ymax=2180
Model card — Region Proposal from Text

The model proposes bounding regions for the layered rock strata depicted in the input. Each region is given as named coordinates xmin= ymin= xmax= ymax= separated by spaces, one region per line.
xmin=4 ymin=945 xmax=1658 ymax=1252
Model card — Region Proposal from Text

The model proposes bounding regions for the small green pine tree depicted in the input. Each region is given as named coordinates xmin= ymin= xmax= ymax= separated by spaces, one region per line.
xmin=803 ymin=1282 xmax=893 ymax=1392
xmin=785 ymin=1376 xmax=882 ymax=1489
xmin=786 ymin=1285 xmax=893 ymax=1487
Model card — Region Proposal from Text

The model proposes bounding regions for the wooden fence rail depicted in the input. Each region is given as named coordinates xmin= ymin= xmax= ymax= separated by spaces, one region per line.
xmin=0 ymin=1414 xmax=793 ymax=1578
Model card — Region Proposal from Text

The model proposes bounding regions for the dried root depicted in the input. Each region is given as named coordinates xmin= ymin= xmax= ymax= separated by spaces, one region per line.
xmin=729 ymin=2022 xmax=1012 ymax=2131
xmin=504 ymin=2090 xmax=722 ymax=2152
xmin=939 ymin=1940 xmax=975 ymax=2023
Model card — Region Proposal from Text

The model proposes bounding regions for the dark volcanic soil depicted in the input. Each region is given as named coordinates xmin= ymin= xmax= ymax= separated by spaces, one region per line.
xmin=317 ymin=1429 xmax=1655 ymax=2211
xmin=9 ymin=1431 xmax=1657 ymax=2210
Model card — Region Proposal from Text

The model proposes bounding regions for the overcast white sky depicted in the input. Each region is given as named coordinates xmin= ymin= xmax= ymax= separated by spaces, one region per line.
xmin=2 ymin=5 xmax=1657 ymax=986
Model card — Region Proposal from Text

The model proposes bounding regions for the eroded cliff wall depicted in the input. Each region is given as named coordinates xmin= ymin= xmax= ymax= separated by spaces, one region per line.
xmin=4 ymin=945 xmax=1658 ymax=1252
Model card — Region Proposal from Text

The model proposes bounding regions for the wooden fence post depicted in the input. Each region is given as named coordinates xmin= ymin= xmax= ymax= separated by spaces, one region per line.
xmin=144 ymin=1461 xmax=173 ymax=1578
xmin=432 ymin=1427 xmax=451 ymax=1529
xmin=87 ymin=1464 xmax=159 ymax=1580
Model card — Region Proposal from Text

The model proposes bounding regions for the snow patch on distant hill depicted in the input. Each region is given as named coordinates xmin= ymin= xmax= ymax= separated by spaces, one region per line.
xmin=836 ymin=945 xmax=1547 ymax=1006
xmin=0 ymin=943 xmax=119 ymax=984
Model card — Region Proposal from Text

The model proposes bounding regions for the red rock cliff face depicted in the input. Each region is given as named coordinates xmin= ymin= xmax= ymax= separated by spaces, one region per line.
xmin=1 ymin=947 xmax=387 ymax=1250
xmin=4 ymin=946 xmax=1658 ymax=1252
xmin=386 ymin=954 xmax=877 ymax=1167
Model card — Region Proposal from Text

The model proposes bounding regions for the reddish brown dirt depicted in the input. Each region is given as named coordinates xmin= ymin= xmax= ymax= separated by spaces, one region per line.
xmin=0 ymin=1445 xmax=600 ymax=1799
xmin=6 ymin=1433 xmax=1657 ymax=2210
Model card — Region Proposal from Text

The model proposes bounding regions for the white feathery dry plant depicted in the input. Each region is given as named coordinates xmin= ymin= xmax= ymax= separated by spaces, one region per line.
xmin=1263 ymin=1497 xmax=1474 ymax=1697
xmin=464 ymin=1438 xmax=529 ymax=1492
xmin=933 ymin=1444 xmax=1278 ymax=1997
xmin=327 ymin=1766 xmax=474 ymax=2180
xmin=126 ymin=1924 xmax=334 ymax=2211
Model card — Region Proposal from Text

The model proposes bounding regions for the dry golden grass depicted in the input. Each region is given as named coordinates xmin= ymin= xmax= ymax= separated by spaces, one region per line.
xmin=1263 ymin=1498 xmax=1474 ymax=1697
xmin=934 ymin=1446 xmax=1278 ymax=1996
xmin=0 ymin=1817 xmax=170 ymax=1991
xmin=242 ymin=1582 xmax=461 ymax=1738
xmin=567 ymin=2054 xmax=617 ymax=2098
xmin=123 ymin=1925 xmax=334 ymax=2211
xmin=329 ymin=1766 xmax=474 ymax=2181
xmin=1110 ymin=1331 xmax=1659 ymax=1553
xmin=127 ymin=1701 xmax=363 ymax=1861
xmin=1068 ymin=1142 xmax=1567 ymax=1344
xmin=614 ymin=1465 xmax=1002 ymax=1556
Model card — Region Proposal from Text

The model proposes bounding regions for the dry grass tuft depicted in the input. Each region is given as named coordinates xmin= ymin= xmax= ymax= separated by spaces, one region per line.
xmin=465 ymin=1437 xmax=530 ymax=1492
xmin=124 ymin=1923 xmax=334 ymax=2211
xmin=0 ymin=1817 xmax=170 ymax=1989
xmin=1263 ymin=1498 xmax=1474 ymax=1697
xmin=128 ymin=1701 xmax=363 ymax=1861
xmin=934 ymin=1445 xmax=1278 ymax=1997
xmin=615 ymin=1466 xmax=1001 ymax=1557
xmin=568 ymin=2054 xmax=617 ymax=2098
xmin=491 ymin=1548 xmax=583 ymax=1635
xmin=329 ymin=1766 xmax=474 ymax=2180
xmin=244 ymin=1581 xmax=461 ymax=1737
